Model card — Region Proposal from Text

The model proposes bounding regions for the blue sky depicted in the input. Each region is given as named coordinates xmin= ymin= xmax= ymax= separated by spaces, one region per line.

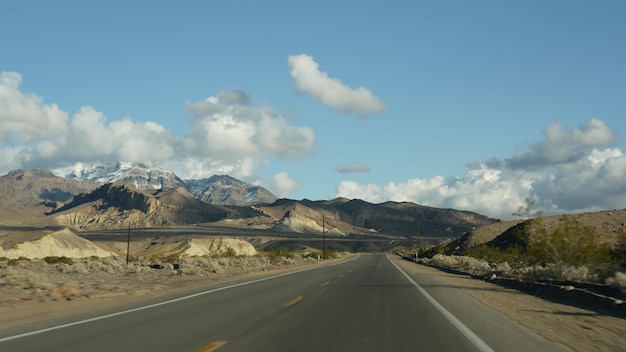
xmin=1 ymin=0 xmax=625 ymax=219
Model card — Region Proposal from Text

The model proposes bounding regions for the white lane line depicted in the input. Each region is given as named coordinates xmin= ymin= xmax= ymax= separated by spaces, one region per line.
xmin=0 ymin=255 xmax=361 ymax=343
xmin=387 ymin=254 xmax=495 ymax=352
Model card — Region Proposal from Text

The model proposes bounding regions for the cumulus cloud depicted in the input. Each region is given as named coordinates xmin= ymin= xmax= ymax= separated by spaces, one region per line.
xmin=0 ymin=72 xmax=316 ymax=182
xmin=505 ymin=119 xmax=618 ymax=170
xmin=288 ymin=54 xmax=386 ymax=116
xmin=0 ymin=72 xmax=68 ymax=144
xmin=336 ymin=120 xmax=625 ymax=219
xmin=335 ymin=162 xmax=370 ymax=174
xmin=269 ymin=172 xmax=301 ymax=198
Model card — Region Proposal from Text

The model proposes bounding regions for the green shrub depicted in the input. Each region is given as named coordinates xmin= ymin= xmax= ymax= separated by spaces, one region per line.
xmin=528 ymin=216 xmax=611 ymax=279
xmin=44 ymin=256 xmax=74 ymax=265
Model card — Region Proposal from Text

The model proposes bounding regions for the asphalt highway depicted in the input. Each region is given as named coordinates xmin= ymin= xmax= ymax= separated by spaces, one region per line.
xmin=0 ymin=254 xmax=570 ymax=351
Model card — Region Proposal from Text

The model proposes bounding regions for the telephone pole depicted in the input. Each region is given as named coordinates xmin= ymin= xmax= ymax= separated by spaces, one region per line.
xmin=126 ymin=220 xmax=131 ymax=266
xmin=416 ymin=219 xmax=420 ymax=263
xmin=322 ymin=214 xmax=326 ymax=260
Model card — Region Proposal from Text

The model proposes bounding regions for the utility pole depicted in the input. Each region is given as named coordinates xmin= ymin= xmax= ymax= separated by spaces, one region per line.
xmin=126 ymin=220 xmax=131 ymax=266
xmin=416 ymin=219 xmax=420 ymax=263
xmin=322 ymin=214 xmax=326 ymax=260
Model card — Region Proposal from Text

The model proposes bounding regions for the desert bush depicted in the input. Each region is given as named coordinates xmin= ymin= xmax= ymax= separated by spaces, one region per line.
xmin=528 ymin=216 xmax=611 ymax=279
xmin=126 ymin=264 xmax=152 ymax=274
xmin=430 ymin=254 xmax=491 ymax=274
xmin=223 ymin=247 xmax=237 ymax=258
xmin=7 ymin=257 xmax=31 ymax=267
xmin=560 ymin=265 xmax=591 ymax=282
xmin=465 ymin=244 xmax=528 ymax=268
xmin=43 ymin=256 xmax=74 ymax=265
xmin=48 ymin=282 xmax=81 ymax=300
xmin=1 ymin=268 xmax=53 ymax=289
xmin=57 ymin=262 xmax=89 ymax=274
xmin=493 ymin=261 xmax=512 ymax=273
xmin=513 ymin=265 xmax=554 ymax=281
xmin=606 ymin=272 xmax=626 ymax=291
xmin=179 ymin=266 xmax=202 ymax=275
xmin=613 ymin=231 xmax=626 ymax=267
xmin=86 ymin=257 xmax=126 ymax=273
xmin=217 ymin=257 xmax=231 ymax=266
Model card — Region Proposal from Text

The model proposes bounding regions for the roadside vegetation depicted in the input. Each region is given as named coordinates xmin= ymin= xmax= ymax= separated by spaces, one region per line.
xmin=0 ymin=248 xmax=340 ymax=297
xmin=396 ymin=200 xmax=626 ymax=292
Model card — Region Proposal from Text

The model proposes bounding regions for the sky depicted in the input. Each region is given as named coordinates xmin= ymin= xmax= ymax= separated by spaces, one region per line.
xmin=1 ymin=0 xmax=625 ymax=220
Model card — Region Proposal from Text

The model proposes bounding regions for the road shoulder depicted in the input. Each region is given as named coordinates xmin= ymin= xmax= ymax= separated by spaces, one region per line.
xmin=391 ymin=255 xmax=626 ymax=352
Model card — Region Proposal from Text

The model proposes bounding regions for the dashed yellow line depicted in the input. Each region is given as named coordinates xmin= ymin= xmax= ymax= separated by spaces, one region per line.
xmin=196 ymin=340 xmax=227 ymax=352
xmin=320 ymin=281 xmax=330 ymax=287
xmin=284 ymin=296 xmax=303 ymax=307
xmin=337 ymin=274 xmax=343 ymax=278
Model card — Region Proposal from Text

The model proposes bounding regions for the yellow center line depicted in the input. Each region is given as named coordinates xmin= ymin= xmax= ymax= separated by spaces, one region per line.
xmin=284 ymin=296 xmax=303 ymax=307
xmin=196 ymin=340 xmax=227 ymax=352
xmin=337 ymin=274 xmax=343 ymax=278
xmin=320 ymin=281 xmax=330 ymax=287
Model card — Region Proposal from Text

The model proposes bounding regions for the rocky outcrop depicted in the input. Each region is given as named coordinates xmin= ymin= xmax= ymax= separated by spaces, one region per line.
xmin=0 ymin=228 xmax=115 ymax=259
xmin=51 ymin=183 xmax=233 ymax=230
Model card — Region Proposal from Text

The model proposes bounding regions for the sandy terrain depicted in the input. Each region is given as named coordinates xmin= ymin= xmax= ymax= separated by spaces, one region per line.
xmin=1 ymin=255 xmax=625 ymax=351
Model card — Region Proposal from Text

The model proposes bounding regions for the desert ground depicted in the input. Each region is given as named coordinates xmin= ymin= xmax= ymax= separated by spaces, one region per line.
xmin=1 ymin=253 xmax=625 ymax=351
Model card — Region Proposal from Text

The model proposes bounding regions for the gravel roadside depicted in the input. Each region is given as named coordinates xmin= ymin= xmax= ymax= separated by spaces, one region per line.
xmin=392 ymin=256 xmax=626 ymax=352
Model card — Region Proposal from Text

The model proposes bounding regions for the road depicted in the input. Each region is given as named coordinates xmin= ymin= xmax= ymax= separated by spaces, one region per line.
xmin=0 ymin=254 xmax=570 ymax=351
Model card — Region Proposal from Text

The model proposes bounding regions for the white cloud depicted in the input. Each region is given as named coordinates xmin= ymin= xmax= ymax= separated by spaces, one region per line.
xmin=269 ymin=172 xmax=301 ymax=198
xmin=182 ymin=89 xmax=316 ymax=179
xmin=335 ymin=162 xmax=370 ymax=174
xmin=288 ymin=54 xmax=386 ymax=116
xmin=0 ymin=72 xmax=68 ymax=144
xmin=0 ymin=72 xmax=316 ymax=182
xmin=337 ymin=119 xmax=625 ymax=219
xmin=505 ymin=119 xmax=618 ymax=170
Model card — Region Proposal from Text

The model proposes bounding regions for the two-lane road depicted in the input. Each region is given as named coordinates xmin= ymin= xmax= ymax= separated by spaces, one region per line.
xmin=0 ymin=254 xmax=570 ymax=351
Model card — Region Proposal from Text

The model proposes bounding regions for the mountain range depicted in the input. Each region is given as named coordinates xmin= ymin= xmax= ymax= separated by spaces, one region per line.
xmin=62 ymin=162 xmax=277 ymax=206
xmin=0 ymin=162 xmax=497 ymax=239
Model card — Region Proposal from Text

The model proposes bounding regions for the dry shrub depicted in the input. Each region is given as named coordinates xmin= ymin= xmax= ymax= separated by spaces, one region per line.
xmin=1 ymin=267 xmax=53 ymax=289
xmin=48 ymin=282 xmax=81 ymax=300
xmin=606 ymin=272 xmax=626 ymax=291
xmin=57 ymin=262 xmax=89 ymax=274
xmin=430 ymin=254 xmax=492 ymax=274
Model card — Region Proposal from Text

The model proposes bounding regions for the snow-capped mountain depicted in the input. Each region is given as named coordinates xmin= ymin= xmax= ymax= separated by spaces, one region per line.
xmin=185 ymin=175 xmax=277 ymax=206
xmin=63 ymin=162 xmax=186 ymax=190
xmin=59 ymin=162 xmax=277 ymax=206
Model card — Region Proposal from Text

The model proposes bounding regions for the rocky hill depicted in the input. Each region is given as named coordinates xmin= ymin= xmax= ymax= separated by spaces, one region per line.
xmin=441 ymin=209 xmax=626 ymax=255
xmin=50 ymin=183 xmax=235 ymax=230
xmin=0 ymin=228 xmax=115 ymax=259
xmin=215 ymin=197 xmax=496 ymax=238
xmin=185 ymin=175 xmax=277 ymax=206
xmin=0 ymin=169 xmax=98 ymax=206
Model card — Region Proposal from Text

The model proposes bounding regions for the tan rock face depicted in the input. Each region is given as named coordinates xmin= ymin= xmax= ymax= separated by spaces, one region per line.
xmin=0 ymin=228 xmax=116 ymax=259
xmin=183 ymin=238 xmax=257 ymax=257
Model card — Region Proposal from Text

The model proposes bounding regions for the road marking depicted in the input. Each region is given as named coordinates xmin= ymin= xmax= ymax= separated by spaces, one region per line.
xmin=387 ymin=254 xmax=495 ymax=352
xmin=0 ymin=255 xmax=362 ymax=343
xmin=197 ymin=341 xmax=227 ymax=352
xmin=284 ymin=296 xmax=303 ymax=307
xmin=337 ymin=274 xmax=343 ymax=278
xmin=320 ymin=281 xmax=330 ymax=287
